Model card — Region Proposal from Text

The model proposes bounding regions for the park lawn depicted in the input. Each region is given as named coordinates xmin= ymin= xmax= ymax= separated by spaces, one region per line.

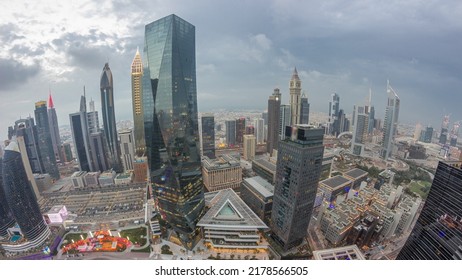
xmin=119 ymin=227 xmax=148 ymax=246
xmin=408 ymin=180 xmax=431 ymax=199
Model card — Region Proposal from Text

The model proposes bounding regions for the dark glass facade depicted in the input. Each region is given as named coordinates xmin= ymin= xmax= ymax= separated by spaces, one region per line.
xmin=236 ymin=117 xmax=246 ymax=146
xmin=271 ymin=125 xmax=324 ymax=251
xmin=201 ymin=115 xmax=215 ymax=158
xmin=100 ymin=63 xmax=121 ymax=172
xmin=2 ymin=142 xmax=49 ymax=241
xmin=10 ymin=118 xmax=43 ymax=174
xmin=225 ymin=120 xmax=236 ymax=147
xmin=0 ymin=158 xmax=16 ymax=237
xmin=143 ymin=14 xmax=204 ymax=249
xmin=34 ymin=101 xmax=60 ymax=179
xmin=70 ymin=112 xmax=91 ymax=171
xmin=397 ymin=161 xmax=462 ymax=260
xmin=267 ymin=88 xmax=281 ymax=155
xmin=299 ymin=95 xmax=310 ymax=125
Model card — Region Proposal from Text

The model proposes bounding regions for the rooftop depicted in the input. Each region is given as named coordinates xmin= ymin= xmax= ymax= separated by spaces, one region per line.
xmin=202 ymin=154 xmax=240 ymax=170
xmin=343 ymin=168 xmax=368 ymax=180
xmin=320 ymin=175 xmax=352 ymax=190
xmin=243 ymin=176 xmax=274 ymax=198
xmin=252 ymin=157 xmax=276 ymax=172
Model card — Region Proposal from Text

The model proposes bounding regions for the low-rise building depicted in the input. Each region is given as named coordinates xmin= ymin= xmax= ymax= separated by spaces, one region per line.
xmin=252 ymin=155 xmax=277 ymax=184
xmin=115 ymin=172 xmax=133 ymax=185
xmin=202 ymin=154 xmax=242 ymax=192
xmin=98 ymin=170 xmax=116 ymax=187
xmin=34 ymin=173 xmax=52 ymax=193
xmin=313 ymin=245 xmax=365 ymax=260
xmin=71 ymin=171 xmax=87 ymax=188
xmin=343 ymin=168 xmax=368 ymax=189
xmin=84 ymin=172 xmax=100 ymax=187
xmin=43 ymin=205 xmax=69 ymax=224
xmin=318 ymin=175 xmax=353 ymax=203
xmin=240 ymin=176 xmax=274 ymax=223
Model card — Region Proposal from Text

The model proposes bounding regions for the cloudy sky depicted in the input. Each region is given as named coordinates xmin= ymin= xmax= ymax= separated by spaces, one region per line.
xmin=1 ymin=0 xmax=462 ymax=141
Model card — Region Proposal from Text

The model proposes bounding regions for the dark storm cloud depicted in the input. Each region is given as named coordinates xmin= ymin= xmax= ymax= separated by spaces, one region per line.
xmin=0 ymin=58 xmax=40 ymax=91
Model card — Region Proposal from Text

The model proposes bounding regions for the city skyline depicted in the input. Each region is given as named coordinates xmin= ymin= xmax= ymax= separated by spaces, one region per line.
xmin=1 ymin=1 xmax=462 ymax=142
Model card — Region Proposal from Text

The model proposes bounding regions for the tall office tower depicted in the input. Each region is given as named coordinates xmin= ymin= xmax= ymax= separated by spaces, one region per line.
xmin=414 ymin=123 xmax=422 ymax=141
xmin=381 ymin=81 xmax=400 ymax=160
xmin=89 ymin=132 xmax=109 ymax=172
xmin=337 ymin=109 xmax=348 ymax=133
xmin=131 ymin=49 xmax=146 ymax=157
xmin=368 ymin=106 xmax=376 ymax=134
xmin=10 ymin=118 xmax=43 ymax=174
xmin=34 ymin=101 xmax=60 ymax=179
xmin=299 ymin=93 xmax=310 ymax=125
xmin=328 ymin=93 xmax=340 ymax=135
xmin=262 ymin=112 xmax=268 ymax=125
xmin=289 ymin=68 xmax=302 ymax=126
xmin=0 ymin=157 xmax=16 ymax=237
xmin=271 ymin=125 xmax=324 ymax=251
xmin=397 ymin=160 xmax=462 ymax=260
xmin=62 ymin=143 xmax=73 ymax=162
xmin=201 ymin=114 xmax=215 ymax=158
xmin=70 ymin=95 xmax=92 ymax=172
xmin=243 ymin=135 xmax=256 ymax=161
xmin=279 ymin=104 xmax=291 ymax=140
xmin=225 ymin=120 xmax=236 ymax=147
xmin=47 ymin=93 xmax=64 ymax=163
xmin=420 ymin=125 xmax=433 ymax=143
xmin=267 ymin=88 xmax=281 ymax=155
xmin=439 ymin=115 xmax=450 ymax=145
xmin=254 ymin=118 xmax=265 ymax=144
xmin=119 ymin=129 xmax=135 ymax=171
xmin=351 ymin=105 xmax=370 ymax=156
xmin=450 ymin=123 xmax=459 ymax=147
xmin=245 ymin=125 xmax=255 ymax=135
xmin=2 ymin=141 xmax=50 ymax=246
xmin=87 ymin=99 xmax=100 ymax=134
xmin=142 ymin=14 xmax=204 ymax=249
xmin=236 ymin=117 xmax=246 ymax=146
xmin=100 ymin=63 xmax=121 ymax=172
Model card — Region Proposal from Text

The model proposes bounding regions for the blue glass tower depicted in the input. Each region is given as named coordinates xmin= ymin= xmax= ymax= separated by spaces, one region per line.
xmin=143 ymin=14 xmax=204 ymax=249
xmin=0 ymin=157 xmax=16 ymax=237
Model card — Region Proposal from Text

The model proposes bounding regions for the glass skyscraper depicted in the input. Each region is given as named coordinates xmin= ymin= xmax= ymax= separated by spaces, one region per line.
xmin=397 ymin=161 xmax=462 ymax=260
xmin=2 ymin=140 xmax=50 ymax=244
xmin=143 ymin=14 xmax=204 ymax=249
xmin=201 ymin=114 xmax=215 ymax=158
xmin=381 ymin=81 xmax=400 ymax=160
xmin=0 ymin=157 xmax=16 ymax=237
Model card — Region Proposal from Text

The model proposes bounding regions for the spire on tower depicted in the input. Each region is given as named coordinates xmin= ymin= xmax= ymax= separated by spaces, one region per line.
xmin=291 ymin=67 xmax=300 ymax=81
xmin=48 ymin=91 xmax=54 ymax=109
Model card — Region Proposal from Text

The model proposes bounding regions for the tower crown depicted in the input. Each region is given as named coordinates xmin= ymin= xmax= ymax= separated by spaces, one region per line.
xmin=48 ymin=93 xmax=55 ymax=109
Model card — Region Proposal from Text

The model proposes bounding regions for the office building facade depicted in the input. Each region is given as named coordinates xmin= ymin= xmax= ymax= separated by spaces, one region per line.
xmin=201 ymin=114 xmax=215 ymax=158
xmin=143 ymin=14 xmax=204 ymax=249
xmin=119 ymin=129 xmax=135 ymax=171
xmin=289 ymin=68 xmax=301 ymax=126
xmin=225 ymin=120 xmax=236 ymax=147
xmin=131 ymin=49 xmax=146 ymax=157
xmin=267 ymin=88 xmax=281 ymax=155
xmin=47 ymin=93 xmax=64 ymax=163
xmin=381 ymin=81 xmax=400 ymax=160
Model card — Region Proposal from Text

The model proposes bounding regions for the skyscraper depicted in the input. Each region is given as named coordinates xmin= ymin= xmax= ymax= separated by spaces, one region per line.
xmin=254 ymin=118 xmax=265 ymax=144
xmin=0 ymin=157 xmax=16 ymax=237
xmin=289 ymin=68 xmax=301 ymax=126
xmin=279 ymin=104 xmax=291 ymax=140
xmin=299 ymin=93 xmax=310 ymax=125
xmin=439 ymin=115 xmax=450 ymax=145
xmin=9 ymin=118 xmax=42 ymax=174
xmin=225 ymin=120 xmax=236 ymax=147
xmin=351 ymin=104 xmax=370 ymax=156
xmin=381 ymin=81 xmax=400 ymax=160
xmin=143 ymin=14 xmax=204 ymax=249
xmin=2 ymin=141 xmax=50 ymax=246
xmin=131 ymin=49 xmax=146 ymax=157
xmin=236 ymin=117 xmax=246 ymax=146
xmin=328 ymin=93 xmax=340 ymax=135
xmin=100 ymin=63 xmax=121 ymax=172
xmin=89 ymin=131 xmax=109 ymax=172
xmin=70 ymin=94 xmax=92 ymax=172
xmin=47 ymin=93 xmax=64 ymax=163
xmin=243 ymin=134 xmax=256 ymax=161
xmin=271 ymin=125 xmax=324 ymax=251
xmin=450 ymin=123 xmax=459 ymax=147
xmin=119 ymin=129 xmax=135 ymax=171
xmin=267 ymin=88 xmax=281 ymax=155
xmin=397 ymin=160 xmax=462 ymax=260
xmin=201 ymin=114 xmax=215 ymax=158
xmin=87 ymin=99 xmax=100 ymax=134
xmin=34 ymin=100 xmax=60 ymax=179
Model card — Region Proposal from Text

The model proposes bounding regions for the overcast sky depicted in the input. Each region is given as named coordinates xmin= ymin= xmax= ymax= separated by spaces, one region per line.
xmin=1 ymin=0 xmax=462 ymax=141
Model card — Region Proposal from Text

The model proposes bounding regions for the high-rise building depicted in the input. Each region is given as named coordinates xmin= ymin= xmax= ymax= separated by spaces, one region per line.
xmin=420 ymin=125 xmax=433 ymax=143
xmin=439 ymin=115 xmax=450 ymax=145
xmin=87 ymin=99 xmax=100 ymax=134
xmin=351 ymin=105 xmax=370 ymax=156
xmin=142 ymin=14 xmax=204 ymax=249
xmin=279 ymin=105 xmax=291 ymax=140
xmin=9 ymin=118 xmax=43 ymax=174
xmin=131 ymin=49 xmax=146 ymax=157
xmin=243 ymin=134 xmax=256 ymax=161
xmin=62 ymin=143 xmax=73 ymax=162
xmin=254 ymin=118 xmax=265 ymax=144
xmin=201 ymin=114 xmax=215 ymax=158
xmin=397 ymin=160 xmax=462 ymax=260
xmin=289 ymin=68 xmax=302 ymax=126
xmin=89 ymin=131 xmax=109 ymax=172
xmin=100 ymin=63 xmax=121 ymax=172
xmin=225 ymin=120 xmax=236 ymax=147
xmin=267 ymin=88 xmax=281 ymax=155
xmin=271 ymin=125 xmax=324 ymax=251
xmin=0 ymin=157 xmax=16 ymax=237
xmin=414 ymin=123 xmax=422 ymax=141
xmin=34 ymin=101 xmax=60 ymax=179
xmin=450 ymin=123 xmax=459 ymax=147
xmin=119 ymin=129 xmax=135 ymax=171
xmin=299 ymin=93 xmax=310 ymax=125
xmin=69 ymin=94 xmax=92 ymax=172
xmin=236 ymin=117 xmax=246 ymax=146
xmin=47 ymin=93 xmax=64 ymax=163
xmin=328 ymin=93 xmax=340 ymax=136
xmin=368 ymin=106 xmax=376 ymax=134
xmin=2 ymin=141 xmax=50 ymax=246
xmin=381 ymin=81 xmax=400 ymax=160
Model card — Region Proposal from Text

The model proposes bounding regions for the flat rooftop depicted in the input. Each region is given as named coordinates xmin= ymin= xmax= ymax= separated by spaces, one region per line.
xmin=243 ymin=176 xmax=274 ymax=198
xmin=320 ymin=175 xmax=352 ymax=190
xmin=313 ymin=245 xmax=365 ymax=260
xmin=252 ymin=157 xmax=276 ymax=172
xmin=343 ymin=168 xmax=368 ymax=180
